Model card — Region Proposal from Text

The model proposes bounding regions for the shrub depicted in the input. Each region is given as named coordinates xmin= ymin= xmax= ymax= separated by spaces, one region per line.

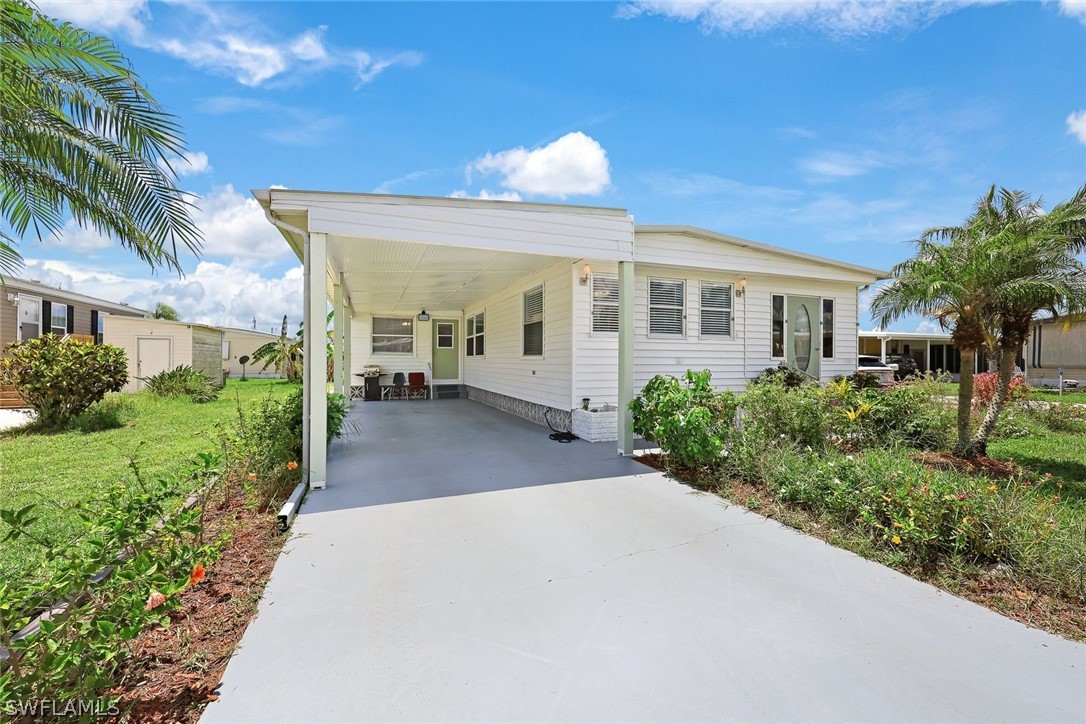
xmin=143 ymin=365 xmax=219 ymax=403
xmin=0 ymin=335 xmax=127 ymax=430
xmin=740 ymin=374 xmax=829 ymax=451
xmin=972 ymin=372 xmax=1029 ymax=407
xmin=752 ymin=363 xmax=810 ymax=389
xmin=630 ymin=370 xmax=739 ymax=469
xmin=70 ymin=395 xmax=135 ymax=433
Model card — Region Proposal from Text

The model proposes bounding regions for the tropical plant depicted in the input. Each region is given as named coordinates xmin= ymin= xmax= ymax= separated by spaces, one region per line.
xmin=870 ymin=230 xmax=992 ymax=456
xmin=147 ymin=301 xmax=180 ymax=320
xmin=0 ymin=335 xmax=127 ymax=429
xmin=142 ymin=365 xmax=219 ymax=403
xmin=0 ymin=0 xmax=201 ymax=276
xmin=251 ymin=315 xmax=301 ymax=381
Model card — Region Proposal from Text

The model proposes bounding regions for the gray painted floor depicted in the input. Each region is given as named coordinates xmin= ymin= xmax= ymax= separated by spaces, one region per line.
xmin=204 ymin=400 xmax=1085 ymax=724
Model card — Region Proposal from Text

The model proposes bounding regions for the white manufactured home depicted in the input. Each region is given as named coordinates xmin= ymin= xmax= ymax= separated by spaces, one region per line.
xmin=255 ymin=190 xmax=884 ymax=489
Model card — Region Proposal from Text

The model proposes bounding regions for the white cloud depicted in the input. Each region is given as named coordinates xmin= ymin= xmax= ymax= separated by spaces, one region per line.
xmin=1066 ymin=110 xmax=1086 ymax=145
xmin=157 ymin=150 xmax=213 ymax=177
xmin=39 ymin=220 xmax=116 ymax=254
xmin=617 ymin=1 xmax=980 ymax=38
xmin=290 ymin=26 xmax=330 ymax=62
xmin=448 ymin=189 xmax=523 ymax=202
xmin=469 ymin=132 xmax=611 ymax=199
xmin=198 ymin=96 xmax=345 ymax=147
xmin=1060 ymin=0 xmax=1086 ymax=23
xmin=799 ymin=149 xmax=888 ymax=180
xmin=35 ymin=0 xmax=149 ymax=36
xmin=915 ymin=320 xmax=944 ymax=334
xmin=20 ymin=258 xmax=304 ymax=331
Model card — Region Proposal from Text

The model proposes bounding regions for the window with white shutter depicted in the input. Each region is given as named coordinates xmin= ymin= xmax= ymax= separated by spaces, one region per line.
xmin=649 ymin=278 xmax=685 ymax=336
xmin=591 ymin=273 xmax=619 ymax=333
xmin=699 ymin=281 xmax=733 ymax=337
xmin=523 ymin=285 xmax=544 ymax=356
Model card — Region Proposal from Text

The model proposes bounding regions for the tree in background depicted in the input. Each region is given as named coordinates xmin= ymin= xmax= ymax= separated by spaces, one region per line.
xmin=147 ymin=301 xmax=180 ymax=321
xmin=252 ymin=315 xmax=301 ymax=381
xmin=0 ymin=0 xmax=202 ymax=276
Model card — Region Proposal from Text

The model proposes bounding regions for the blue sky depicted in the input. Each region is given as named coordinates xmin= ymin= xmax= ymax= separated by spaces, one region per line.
xmin=19 ymin=0 xmax=1086 ymax=333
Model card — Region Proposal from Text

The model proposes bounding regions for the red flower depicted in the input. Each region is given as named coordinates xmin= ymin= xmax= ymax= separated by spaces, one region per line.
xmin=956 ymin=493 xmax=967 ymax=500
xmin=145 ymin=590 xmax=167 ymax=611
xmin=189 ymin=563 xmax=206 ymax=586
xmin=286 ymin=460 xmax=299 ymax=471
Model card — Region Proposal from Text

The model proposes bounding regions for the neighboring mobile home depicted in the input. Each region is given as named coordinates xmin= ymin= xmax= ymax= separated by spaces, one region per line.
xmin=255 ymin=190 xmax=886 ymax=489
xmin=1 ymin=276 xmax=145 ymax=349
xmin=220 ymin=327 xmax=294 ymax=379
xmin=103 ymin=316 xmax=224 ymax=392
xmin=1028 ymin=317 xmax=1086 ymax=387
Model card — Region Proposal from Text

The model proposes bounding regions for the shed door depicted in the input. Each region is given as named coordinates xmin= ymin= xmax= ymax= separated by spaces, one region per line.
xmin=136 ymin=337 xmax=172 ymax=389
xmin=786 ymin=296 xmax=820 ymax=379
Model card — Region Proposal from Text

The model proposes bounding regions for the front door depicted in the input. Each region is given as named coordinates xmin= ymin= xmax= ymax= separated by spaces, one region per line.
xmin=17 ymin=295 xmax=41 ymax=342
xmin=136 ymin=337 xmax=172 ymax=389
xmin=432 ymin=319 xmax=459 ymax=381
xmin=786 ymin=295 xmax=820 ymax=379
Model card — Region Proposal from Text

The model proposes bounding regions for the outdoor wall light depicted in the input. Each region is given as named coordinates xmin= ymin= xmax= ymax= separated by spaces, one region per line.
xmin=417 ymin=310 xmax=430 ymax=322
xmin=735 ymin=277 xmax=747 ymax=297
xmin=580 ymin=264 xmax=591 ymax=286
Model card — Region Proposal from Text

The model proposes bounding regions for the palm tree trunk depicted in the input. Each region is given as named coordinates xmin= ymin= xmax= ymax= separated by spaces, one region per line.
xmin=973 ymin=345 xmax=1015 ymax=455
xmin=955 ymin=347 xmax=977 ymax=457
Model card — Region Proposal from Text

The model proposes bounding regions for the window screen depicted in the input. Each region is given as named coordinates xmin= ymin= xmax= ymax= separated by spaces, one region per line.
xmin=372 ymin=317 xmax=413 ymax=354
xmin=592 ymin=273 xmax=619 ymax=333
xmin=649 ymin=278 xmax=685 ymax=336
xmin=523 ymin=286 xmax=544 ymax=356
xmin=700 ymin=282 xmax=733 ymax=336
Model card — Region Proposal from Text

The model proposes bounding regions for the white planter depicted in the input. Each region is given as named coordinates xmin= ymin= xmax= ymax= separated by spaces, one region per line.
xmin=572 ymin=407 xmax=618 ymax=443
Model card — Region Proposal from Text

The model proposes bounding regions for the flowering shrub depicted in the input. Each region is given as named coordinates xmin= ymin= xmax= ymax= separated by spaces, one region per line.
xmin=972 ymin=371 xmax=1029 ymax=407
xmin=630 ymin=370 xmax=739 ymax=468
xmin=0 ymin=455 xmax=223 ymax=708
xmin=0 ymin=335 xmax=127 ymax=430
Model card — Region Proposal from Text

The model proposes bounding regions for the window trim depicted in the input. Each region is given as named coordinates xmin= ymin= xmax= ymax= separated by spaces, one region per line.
xmin=771 ymin=293 xmax=786 ymax=359
xmin=648 ymin=276 xmax=686 ymax=338
xmin=466 ymin=311 xmax=485 ymax=358
xmin=590 ymin=272 xmax=619 ymax=336
xmin=96 ymin=311 xmax=108 ymax=345
xmin=821 ymin=297 xmax=835 ymax=360
xmin=435 ymin=321 xmax=455 ymax=349
xmin=522 ymin=284 xmax=545 ymax=357
xmin=371 ymin=315 xmax=415 ymax=355
xmin=698 ymin=280 xmax=734 ymax=338
xmin=50 ymin=303 xmax=68 ymax=336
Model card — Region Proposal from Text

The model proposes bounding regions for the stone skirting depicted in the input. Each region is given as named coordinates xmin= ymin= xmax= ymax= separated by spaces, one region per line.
xmin=465 ymin=387 xmax=572 ymax=430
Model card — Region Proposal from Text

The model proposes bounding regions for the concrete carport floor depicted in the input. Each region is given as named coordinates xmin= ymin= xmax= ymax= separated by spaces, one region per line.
xmin=203 ymin=399 xmax=1085 ymax=723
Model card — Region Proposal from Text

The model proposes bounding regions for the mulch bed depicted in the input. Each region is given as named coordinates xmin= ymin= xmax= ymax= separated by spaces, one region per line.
xmin=102 ymin=482 xmax=286 ymax=722
xmin=638 ymin=451 xmax=1086 ymax=643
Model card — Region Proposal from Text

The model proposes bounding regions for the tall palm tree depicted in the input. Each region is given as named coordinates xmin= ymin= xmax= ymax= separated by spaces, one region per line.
xmin=871 ymin=231 xmax=992 ymax=456
xmin=968 ymin=185 xmax=1086 ymax=453
xmin=0 ymin=0 xmax=201 ymax=276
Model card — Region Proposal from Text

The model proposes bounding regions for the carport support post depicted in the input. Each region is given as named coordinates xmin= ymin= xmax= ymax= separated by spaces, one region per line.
xmin=342 ymin=293 xmax=352 ymax=399
xmin=305 ymin=232 xmax=328 ymax=490
xmin=332 ymin=277 xmax=346 ymax=398
xmin=617 ymin=260 xmax=635 ymax=455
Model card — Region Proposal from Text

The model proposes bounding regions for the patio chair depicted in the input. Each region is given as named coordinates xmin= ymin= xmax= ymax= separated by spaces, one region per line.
xmin=407 ymin=372 xmax=429 ymax=400
xmin=391 ymin=372 xmax=407 ymax=400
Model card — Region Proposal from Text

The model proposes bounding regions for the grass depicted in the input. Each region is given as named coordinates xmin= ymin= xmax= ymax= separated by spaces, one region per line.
xmin=0 ymin=378 xmax=296 ymax=579
xmin=936 ymin=381 xmax=1086 ymax=405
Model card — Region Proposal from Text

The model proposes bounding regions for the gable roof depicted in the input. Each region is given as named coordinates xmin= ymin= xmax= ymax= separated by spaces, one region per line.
xmin=2 ymin=276 xmax=146 ymax=316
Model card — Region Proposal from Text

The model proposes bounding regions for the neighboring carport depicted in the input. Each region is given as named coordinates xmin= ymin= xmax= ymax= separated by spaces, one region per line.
xmin=203 ymin=400 xmax=1086 ymax=723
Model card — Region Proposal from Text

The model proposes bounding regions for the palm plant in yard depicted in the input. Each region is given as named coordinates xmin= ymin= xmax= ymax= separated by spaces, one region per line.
xmin=0 ymin=0 xmax=201 ymax=276
xmin=252 ymin=315 xmax=301 ymax=381
xmin=871 ymin=231 xmax=992 ymax=456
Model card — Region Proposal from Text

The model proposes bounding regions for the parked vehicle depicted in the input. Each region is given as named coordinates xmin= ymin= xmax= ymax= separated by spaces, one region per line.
xmin=857 ymin=355 xmax=896 ymax=385
xmin=887 ymin=354 xmax=919 ymax=380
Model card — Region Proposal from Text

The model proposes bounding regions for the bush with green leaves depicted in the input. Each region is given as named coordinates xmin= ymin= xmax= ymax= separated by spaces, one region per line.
xmin=630 ymin=370 xmax=739 ymax=469
xmin=0 ymin=455 xmax=222 ymax=709
xmin=70 ymin=395 xmax=135 ymax=433
xmin=740 ymin=373 xmax=830 ymax=451
xmin=143 ymin=365 xmax=219 ymax=403
xmin=0 ymin=335 xmax=127 ymax=430
xmin=752 ymin=363 xmax=810 ymax=389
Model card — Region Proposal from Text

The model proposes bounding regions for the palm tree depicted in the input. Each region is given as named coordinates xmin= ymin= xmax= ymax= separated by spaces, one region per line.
xmin=252 ymin=316 xmax=301 ymax=381
xmin=871 ymin=231 xmax=992 ymax=456
xmin=0 ymin=0 xmax=201 ymax=276
xmin=967 ymin=185 xmax=1086 ymax=453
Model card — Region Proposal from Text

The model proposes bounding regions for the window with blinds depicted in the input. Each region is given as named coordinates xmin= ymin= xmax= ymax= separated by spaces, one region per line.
xmin=699 ymin=281 xmax=733 ymax=336
xmin=372 ymin=316 xmax=413 ymax=354
xmin=523 ymin=285 xmax=544 ymax=355
xmin=591 ymin=273 xmax=619 ymax=333
xmin=649 ymin=278 xmax=685 ymax=336
xmin=466 ymin=312 xmax=485 ymax=356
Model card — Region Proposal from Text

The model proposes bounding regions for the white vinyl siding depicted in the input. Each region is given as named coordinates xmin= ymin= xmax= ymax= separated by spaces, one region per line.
xmin=591 ymin=273 xmax=619 ymax=334
xmin=372 ymin=317 xmax=414 ymax=354
xmin=648 ymin=278 xmax=685 ymax=336
xmin=523 ymin=285 xmax=544 ymax=356
xmin=699 ymin=281 xmax=733 ymax=337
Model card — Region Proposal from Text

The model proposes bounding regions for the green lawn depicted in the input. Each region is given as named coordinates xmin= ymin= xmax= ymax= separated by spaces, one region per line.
xmin=936 ymin=382 xmax=1086 ymax=405
xmin=0 ymin=379 xmax=295 ymax=578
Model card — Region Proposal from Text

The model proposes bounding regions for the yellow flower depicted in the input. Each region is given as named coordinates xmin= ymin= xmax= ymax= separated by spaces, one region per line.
xmin=986 ymin=485 xmax=997 ymax=493
xmin=891 ymin=521 xmax=904 ymax=528
xmin=891 ymin=535 xmax=902 ymax=545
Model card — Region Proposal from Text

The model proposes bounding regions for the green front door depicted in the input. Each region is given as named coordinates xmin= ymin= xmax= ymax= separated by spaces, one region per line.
xmin=786 ymin=296 xmax=820 ymax=379
xmin=432 ymin=319 xmax=459 ymax=380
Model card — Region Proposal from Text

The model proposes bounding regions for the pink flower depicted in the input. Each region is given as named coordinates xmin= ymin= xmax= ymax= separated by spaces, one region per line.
xmin=145 ymin=590 xmax=167 ymax=611
xmin=956 ymin=493 xmax=967 ymax=500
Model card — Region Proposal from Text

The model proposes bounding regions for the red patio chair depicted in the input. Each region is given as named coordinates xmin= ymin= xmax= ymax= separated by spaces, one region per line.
xmin=407 ymin=372 xmax=429 ymax=400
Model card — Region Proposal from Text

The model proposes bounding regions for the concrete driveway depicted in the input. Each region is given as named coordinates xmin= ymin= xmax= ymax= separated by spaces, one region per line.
xmin=204 ymin=400 xmax=1085 ymax=723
